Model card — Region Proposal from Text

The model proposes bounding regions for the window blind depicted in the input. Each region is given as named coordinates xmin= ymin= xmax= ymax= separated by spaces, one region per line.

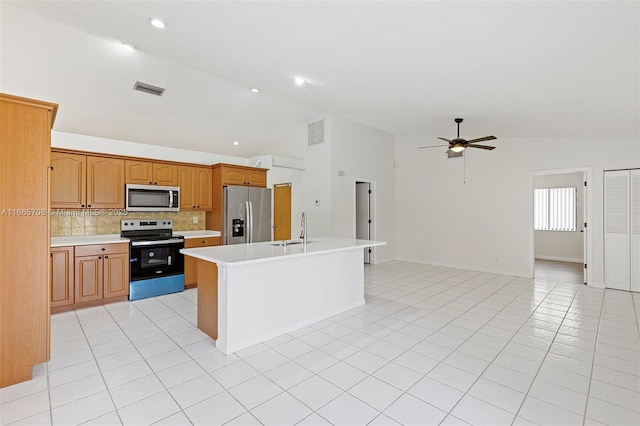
xmin=534 ymin=187 xmax=577 ymax=231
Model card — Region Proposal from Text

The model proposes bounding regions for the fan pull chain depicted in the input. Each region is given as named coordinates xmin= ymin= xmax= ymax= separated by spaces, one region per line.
xmin=463 ymin=151 xmax=466 ymax=184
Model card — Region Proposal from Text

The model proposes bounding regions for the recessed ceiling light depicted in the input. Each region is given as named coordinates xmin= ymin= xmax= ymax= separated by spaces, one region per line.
xmin=294 ymin=77 xmax=306 ymax=86
xmin=233 ymin=141 xmax=240 ymax=146
xmin=150 ymin=18 xmax=166 ymax=29
xmin=250 ymin=88 xmax=260 ymax=93
xmin=121 ymin=42 xmax=135 ymax=51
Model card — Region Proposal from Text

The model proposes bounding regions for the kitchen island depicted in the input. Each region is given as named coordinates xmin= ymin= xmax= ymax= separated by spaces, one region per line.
xmin=181 ymin=237 xmax=386 ymax=354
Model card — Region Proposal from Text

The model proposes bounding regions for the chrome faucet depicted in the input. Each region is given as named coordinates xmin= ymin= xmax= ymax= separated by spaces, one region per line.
xmin=300 ymin=211 xmax=308 ymax=244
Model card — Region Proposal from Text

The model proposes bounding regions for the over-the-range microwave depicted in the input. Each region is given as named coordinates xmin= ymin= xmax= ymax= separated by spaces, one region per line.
xmin=125 ymin=184 xmax=180 ymax=212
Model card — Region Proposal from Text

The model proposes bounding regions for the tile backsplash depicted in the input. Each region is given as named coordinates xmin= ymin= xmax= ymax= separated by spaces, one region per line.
xmin=50 ymin=211 xmax=207 ymax=236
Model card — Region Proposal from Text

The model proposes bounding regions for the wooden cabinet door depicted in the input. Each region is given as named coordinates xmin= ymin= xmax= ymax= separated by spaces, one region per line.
xmin=245 ymin=169 xmax=267 ymax=187
xmin=51 ymin=152 xmax=86 ymax=208
xmin=125 ymin=160 xmax=153 ymax=185
xmin=195 ymin=167 xmax=213 ymax=210
xmin=178 ymin=166 xmax=196 ymax=210
xmin=103 ymin=252 xmax=129 ymax=298
xmin=87 ymin=156 xmax=125 ymax=208
xmin=221 ymin=166 xmax=246 ymax=185
xmin=75 ymin=255 xmax=103 ymax=303
xmin=51 ymin=247 xmax=74 ymax=307
xmin=154 ymin=163 xmax=178 ymax=186
xmin=184 ymin=237 xmax=220 ymax=286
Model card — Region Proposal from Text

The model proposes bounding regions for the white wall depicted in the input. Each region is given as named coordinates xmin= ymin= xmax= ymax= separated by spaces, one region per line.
xmin=258 ymin=117 xmax=333 ymax=239
xmin=394 ymin=135 xmax=640 ymax=286
xmin=329 ymin=115 xmax=396 ymax=263
xmin=534 ymin=172 xmax=584 ymax=262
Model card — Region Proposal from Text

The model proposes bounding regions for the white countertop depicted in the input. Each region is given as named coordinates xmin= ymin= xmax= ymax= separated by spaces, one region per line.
xmin=174 ymin=230 xmax=221 ymax=239
xmin=180 ymin=237 xmax=386 ymax=267
xmin=51 ymin=234 xmax=129 ymax=247
xmin=51 ymin=230 xmax=221 ymax=247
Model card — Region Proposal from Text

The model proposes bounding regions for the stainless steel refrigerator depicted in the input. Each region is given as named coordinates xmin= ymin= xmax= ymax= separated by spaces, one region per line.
xmin=223 ymin=185 xmax=272 ymax=245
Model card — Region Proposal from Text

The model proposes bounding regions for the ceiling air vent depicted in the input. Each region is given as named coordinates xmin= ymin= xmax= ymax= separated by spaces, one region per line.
xmin=308 ymin=119 xmax=325 ymax=146
xmin=447 ymin=150 xmax=463 ymax=159
xmin=133 ymin=81 xmax=165 ymax=97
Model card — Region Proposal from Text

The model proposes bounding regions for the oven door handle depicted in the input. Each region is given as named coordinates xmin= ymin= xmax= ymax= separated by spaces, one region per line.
xmin=130 ymin=238 xmax=184 ymax=247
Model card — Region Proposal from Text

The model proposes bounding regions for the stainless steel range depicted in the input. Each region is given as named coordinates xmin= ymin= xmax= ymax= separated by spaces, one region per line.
xmin=121 ymin=219 xmax=185 ymax=300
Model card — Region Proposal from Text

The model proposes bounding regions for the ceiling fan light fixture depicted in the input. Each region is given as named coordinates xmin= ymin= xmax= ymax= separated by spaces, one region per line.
xmin=450 ymin=144 xmax=465 ymax=153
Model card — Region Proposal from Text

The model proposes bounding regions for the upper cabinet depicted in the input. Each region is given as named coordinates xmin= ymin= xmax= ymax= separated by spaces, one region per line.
xmin=125 ymin=160 xmax=178 ymax=186
xmin=51 ymin=152 xmax=86 ymax=208
xmin=178 ymin=166 xmax=212 ymax=211
xmin=206 ymin=164 xmax=268 ymax=231
xmin=220 ymin=164 xmax=267 ymax=187
xmin=87 ymin=156 xmax=125 ymax=209
xmin=51 ymin=151 xmax=124 ymax=209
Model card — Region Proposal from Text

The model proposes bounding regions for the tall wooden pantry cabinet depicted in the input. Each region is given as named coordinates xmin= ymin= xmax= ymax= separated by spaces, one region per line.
xmin=0 ymin=93 xmax=57 ymax=388
xmin=604 ymin=169 xmax=640 ymax=292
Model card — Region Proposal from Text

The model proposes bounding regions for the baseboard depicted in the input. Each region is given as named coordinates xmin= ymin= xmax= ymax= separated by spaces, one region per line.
xmin=393 ymin=257 xmax=531 ymax=279
xmin=535 ymin=256 xmax=583 ymax=263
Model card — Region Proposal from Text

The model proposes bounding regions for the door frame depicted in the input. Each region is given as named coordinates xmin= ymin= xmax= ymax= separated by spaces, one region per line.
xmin=354 ymin=178 xmax=376 ymax=264
xmin=529 ymin=167 xmax=592 ymax=284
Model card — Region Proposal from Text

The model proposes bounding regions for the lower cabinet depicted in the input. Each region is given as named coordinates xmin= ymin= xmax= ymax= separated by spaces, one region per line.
xmin=51 ymin=242 xmax=129 ymax=312
xmin=51 ymin=246 xmax=74 ymax=308
xmin=184 ymin=236 xmax=221 ymax=287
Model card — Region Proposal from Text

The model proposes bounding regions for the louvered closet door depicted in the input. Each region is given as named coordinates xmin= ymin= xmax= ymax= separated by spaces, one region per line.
xmin=604 ymin=170 xmax=630 ymax=290
xmin=631 ymin=170 xmax=640 ymax=292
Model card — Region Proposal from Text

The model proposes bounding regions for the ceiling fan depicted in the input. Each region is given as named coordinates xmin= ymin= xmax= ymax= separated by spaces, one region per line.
xmin=418 ymin=118 xmax=497 ymax=153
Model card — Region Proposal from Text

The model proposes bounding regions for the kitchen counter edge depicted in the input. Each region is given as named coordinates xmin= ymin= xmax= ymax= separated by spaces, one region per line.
xmin=51 ymin=234 xmax=129 ymax=248
xmin=181 ymin=237 xmax=386 ymax=267
xmin=175 ymin=230 xmax=221 ymax=239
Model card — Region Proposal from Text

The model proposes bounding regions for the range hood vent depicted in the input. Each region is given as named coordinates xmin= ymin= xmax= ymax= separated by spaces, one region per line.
xmin=133 ymin=81 xmax=165 ymax=97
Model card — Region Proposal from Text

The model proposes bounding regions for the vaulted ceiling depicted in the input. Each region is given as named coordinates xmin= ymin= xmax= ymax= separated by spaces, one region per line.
xmin=2 ymin=1 xmax=638 ymax=157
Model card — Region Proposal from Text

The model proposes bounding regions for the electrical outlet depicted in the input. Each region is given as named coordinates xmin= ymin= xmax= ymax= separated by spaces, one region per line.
xmin=192 ymin=216 xmax=198 ymax=224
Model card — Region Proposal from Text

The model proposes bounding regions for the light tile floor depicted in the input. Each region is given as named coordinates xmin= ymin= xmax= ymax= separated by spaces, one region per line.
xmin=1 ymin=261 xmax=639 ymax=426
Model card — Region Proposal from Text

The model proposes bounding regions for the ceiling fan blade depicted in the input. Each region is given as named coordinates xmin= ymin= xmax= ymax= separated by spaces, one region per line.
xmin=466 ymin=135 xmax=497 ymax=143
xmin=466 ymin=144 xmax=495 ymax=150
xmin=417 ymin=144 xmax=449 ymax=149
xmin=437 ymin=137 xmax=453 ymax=143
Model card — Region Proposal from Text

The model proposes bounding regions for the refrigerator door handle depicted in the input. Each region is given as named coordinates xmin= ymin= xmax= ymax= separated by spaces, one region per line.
xmin=245 ymin=201 xmax=250 ymax=243
xmin=248 ymin=201 xmax=254 ymax=243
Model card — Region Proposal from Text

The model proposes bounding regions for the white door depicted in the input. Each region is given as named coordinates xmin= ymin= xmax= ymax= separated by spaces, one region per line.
xmin=583 ymin=179 xmax=587 ymax=284
xmin=604 ymin=170 xmax=630 ymax=290
xmin=631 ymin=170 xmax=640 ymax=292
xmin=356 ymin=182 xmax=371 ymax=264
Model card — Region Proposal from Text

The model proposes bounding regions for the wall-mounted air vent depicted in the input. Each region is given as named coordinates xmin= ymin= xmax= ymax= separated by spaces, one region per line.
xmin=133 ymin=81 xmax=165 ymax=96
xmin=447 ymin=150 xmax=463 ymax=159
xmin=308 ymin=119 xmax=325 ymax=146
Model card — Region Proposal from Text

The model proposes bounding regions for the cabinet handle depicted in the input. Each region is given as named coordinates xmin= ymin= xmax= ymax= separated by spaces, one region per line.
xmin=98 ymin=256 xmax=102 ymax=259
xmin=154 ymin=182 xmax=157 ymax=185
xmin=149 ymin=181 xmax=153 ymax=184
xmin=104 ymin=256 xmax=109 ymax=259
xmin=101 ymin=247 xmax=106 ymax=251
xmin=81 ymin=204 xmax=85 ymax=207
xmin=88 ymin=204 xmax=92 ymax=208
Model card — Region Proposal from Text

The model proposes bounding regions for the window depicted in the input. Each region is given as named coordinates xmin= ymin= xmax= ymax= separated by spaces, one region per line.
xmin=534 ymin=187 xmax=577 ymax=231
